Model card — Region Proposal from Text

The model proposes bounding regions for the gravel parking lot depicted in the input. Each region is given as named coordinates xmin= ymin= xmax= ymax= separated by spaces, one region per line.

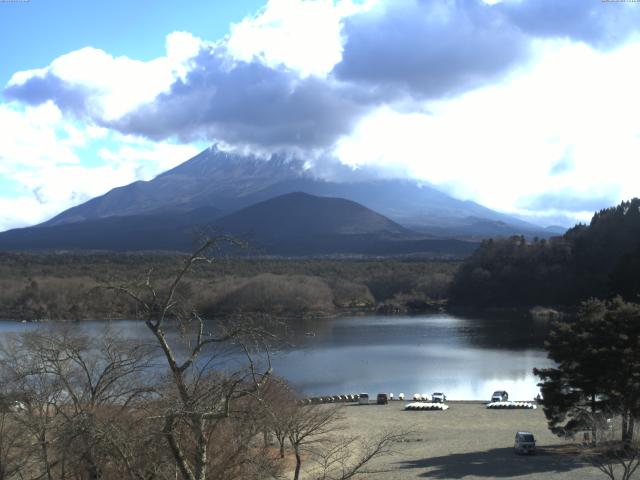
xmin=310 ymin=401 xmax=606 ymax=480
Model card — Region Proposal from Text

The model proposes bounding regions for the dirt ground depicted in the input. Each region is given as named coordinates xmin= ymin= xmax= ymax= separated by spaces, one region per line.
xmin=301 ymin=401 xmax=608 ymax=480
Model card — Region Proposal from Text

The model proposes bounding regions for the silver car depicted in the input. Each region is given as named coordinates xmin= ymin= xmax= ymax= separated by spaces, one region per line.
xmin=514 ymin=431 xmax=536 ymax=454
xmin=491 ymin=390 xmax=509 ymax=402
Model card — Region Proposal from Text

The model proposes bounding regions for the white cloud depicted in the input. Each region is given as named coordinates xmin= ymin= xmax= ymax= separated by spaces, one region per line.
xmin=0 ymin=102 xmax=79 ymax=169
xmin=0 ymin=197 xmax=59 ymax=232
xmin=226 ymin=0 xmax=371 ymax=77
xmin=165 ymin=31 xmax=207 ymax=80
xmin=6 ymin=31 xmax=205 ymax=121
xmin=334 ymin=38 xmax=640 ymax=222
xmin=97 ymin=139 xmax=201 ymax=181
xmin=0 ymin=102 xmax=200 ymax=231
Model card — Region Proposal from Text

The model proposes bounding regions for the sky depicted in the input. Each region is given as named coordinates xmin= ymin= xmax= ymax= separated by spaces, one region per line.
xmin=1 ymin=0 xmax=640 ymax=232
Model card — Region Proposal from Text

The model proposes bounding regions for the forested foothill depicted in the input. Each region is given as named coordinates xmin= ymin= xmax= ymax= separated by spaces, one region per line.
xmin=450 ymin=198 xmax=640 ymax=308
xmin=0 ymin=253 xmax=457 ymax=321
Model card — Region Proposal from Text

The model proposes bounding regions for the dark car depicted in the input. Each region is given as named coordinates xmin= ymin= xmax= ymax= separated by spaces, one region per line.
xmin=377 ymin=393 xmax=388 ymax=405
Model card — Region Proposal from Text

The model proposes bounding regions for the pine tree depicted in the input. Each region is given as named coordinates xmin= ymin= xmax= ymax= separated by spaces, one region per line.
xmin=535 ymin=298 xmax=640 ymax=442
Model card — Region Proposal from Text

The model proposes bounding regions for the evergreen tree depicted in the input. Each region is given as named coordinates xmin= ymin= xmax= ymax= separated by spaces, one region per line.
xmin=450 ymin=198 xmax=640 ymax=307
xmin=535 ymin=298 xmax=640 ymax=442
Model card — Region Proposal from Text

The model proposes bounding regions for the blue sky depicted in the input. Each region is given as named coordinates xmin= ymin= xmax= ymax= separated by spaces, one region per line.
xmin=1 ymin=1 xmax=265 ymax=85
xmin=1 ymin=0 xmax=640 ymax=231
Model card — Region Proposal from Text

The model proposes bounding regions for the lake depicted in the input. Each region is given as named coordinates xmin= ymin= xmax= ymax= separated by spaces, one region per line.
xmin=0 ymin=312 xmax=553 ymax=401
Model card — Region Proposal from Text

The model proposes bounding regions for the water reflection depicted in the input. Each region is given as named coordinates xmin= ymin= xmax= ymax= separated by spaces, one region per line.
xmin=0 ymin=313 xmax=553 ymax=401
xmin=272 ymin=313 xmax=553 ymax=400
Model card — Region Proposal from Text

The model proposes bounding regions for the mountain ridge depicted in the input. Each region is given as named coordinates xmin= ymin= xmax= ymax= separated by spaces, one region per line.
xmin=41 ymin=146 xmax=557 ymax=239
xmin=0 ymin=192 xmax=478 ymax=256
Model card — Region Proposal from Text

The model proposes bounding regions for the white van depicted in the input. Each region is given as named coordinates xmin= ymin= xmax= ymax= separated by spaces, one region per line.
xmin=358 ymin=393 xmax=369 ymax=405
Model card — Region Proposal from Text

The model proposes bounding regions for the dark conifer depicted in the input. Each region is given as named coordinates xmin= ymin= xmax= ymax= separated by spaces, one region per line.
xmin=535 ymin=298 xmax=640 ymax=442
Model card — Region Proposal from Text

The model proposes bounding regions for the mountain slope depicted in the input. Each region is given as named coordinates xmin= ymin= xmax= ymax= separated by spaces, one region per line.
xmin=42 ymin=146 xmax=551 ymax=238
xmin=216 ymin=192 xmax=410 ymax=239
xmin=0 ymin=192 xmax=478 ymax=255
xmin=0 ymin=207 xmax=223 ymax=252
xmin=44 ymin=149 xmax=306 ymax=225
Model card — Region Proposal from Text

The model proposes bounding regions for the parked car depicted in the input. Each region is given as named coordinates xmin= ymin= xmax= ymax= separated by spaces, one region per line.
xmin=377 ymin=393 xmax=388 ymax=405
xmin=432 ymin=392 xmax=446 ymax=403
xmin=358 ymin=393 xmax=369 ymax=405
xmin=491 ymin=390 xmax=509 ymax=402
xmin=514 ymin=431 xmax=536 ymax=454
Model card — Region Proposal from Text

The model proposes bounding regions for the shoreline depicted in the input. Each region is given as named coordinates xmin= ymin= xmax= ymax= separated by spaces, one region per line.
xmin=0 ymin=304 xmax=565 ymax=323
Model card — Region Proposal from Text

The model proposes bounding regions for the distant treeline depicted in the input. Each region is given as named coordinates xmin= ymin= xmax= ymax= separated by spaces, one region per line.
xmin=450 ymin=198 xmax=640 ymax=307
xmin=0 ymin=254 xmax=459 ymax=320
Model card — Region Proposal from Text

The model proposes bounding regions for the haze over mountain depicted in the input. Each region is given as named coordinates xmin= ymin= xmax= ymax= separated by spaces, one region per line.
xmin=43 ymin=146 xmax=556 ymax=240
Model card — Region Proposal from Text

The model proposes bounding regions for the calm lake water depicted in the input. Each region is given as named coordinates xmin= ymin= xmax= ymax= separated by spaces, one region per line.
xmin=0 ymin=312 xmax=553 ymax=401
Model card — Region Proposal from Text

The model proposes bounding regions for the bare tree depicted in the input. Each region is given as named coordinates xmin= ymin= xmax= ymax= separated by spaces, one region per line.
xmin=287 ymin=404 xmax=343 ymax=480
xmin=228 ymin=362 xmax=406 ymax=480
xmin=1 ymin=335 xmax=67 ymax=480
xmin=108 ymin=238 xmax=275 ymax=480
xmin=0 ymin=406 xmax=30 ymax=480
xmin=310 ymin=430 xmax=404 ymax=480
xmin=580 ymin=412 xmax=640 ymax=480
xmin=285 ymin=402 xmax=404 ymax=480
xmin=258 ymin=377 xmax=299 ymax=459
xmin=0 ymin=327 xmax=157 ymax=480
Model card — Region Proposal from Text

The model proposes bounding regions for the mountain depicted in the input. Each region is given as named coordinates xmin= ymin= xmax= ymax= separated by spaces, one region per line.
xmin=0 ymin=207 xmax=223 ymax=252
xmin=213 ymin=192 xmax=475 ymax=255
xmin=0 ymin=193 xmax=477 ymax=256
xmin=216 ymin=192 xmax=411 ymax=239
xmin=42 ymin=146 xmax=551 ymax=239
xmin=44 ymin=149 xmax=307 ymax=225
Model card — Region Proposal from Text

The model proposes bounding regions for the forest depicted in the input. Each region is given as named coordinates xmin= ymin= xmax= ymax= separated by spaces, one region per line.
xmin=4 ymin=199 xmax=640 ymax=320
xmin=0 ymin=253 xmax=458 ymax=321
xmin=449 ymin=198 xmax=640 ymax=308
